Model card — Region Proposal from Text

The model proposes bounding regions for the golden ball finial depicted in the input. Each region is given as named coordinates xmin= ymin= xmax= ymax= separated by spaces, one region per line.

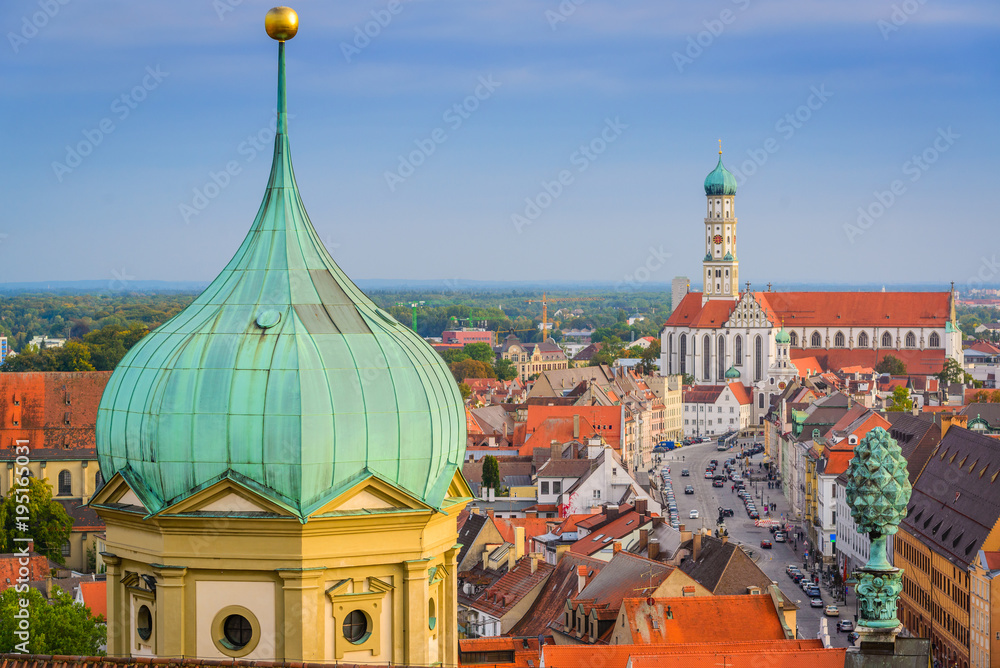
xmin=265 ymin=6 xmax=298 ymax=41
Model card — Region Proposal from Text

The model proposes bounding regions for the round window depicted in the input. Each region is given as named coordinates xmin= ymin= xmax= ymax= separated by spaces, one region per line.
xmin=136 ymin=605 xmax=152 ymax=641
xmin=223 ymin=614 xmax=253 ymax=649
xmin=343 ymin=609 xmax=369 ymax=644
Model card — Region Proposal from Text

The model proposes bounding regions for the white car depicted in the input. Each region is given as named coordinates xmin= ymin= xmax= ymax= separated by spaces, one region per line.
xmin=689 ymin=509 xmax=699 ymax=519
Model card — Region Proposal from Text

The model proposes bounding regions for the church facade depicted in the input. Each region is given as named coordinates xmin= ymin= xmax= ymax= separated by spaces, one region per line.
xmin=661 ymin=151 xmax=962 ymax=424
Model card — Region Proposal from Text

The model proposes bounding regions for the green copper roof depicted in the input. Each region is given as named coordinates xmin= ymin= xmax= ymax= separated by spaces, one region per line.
xmin=723 ymin=252 xmax=734 ymax=261
xmin=724 ymin=365 xmax=741 ymax=379
xmin=96 ymin=39 xmax=465 ymax=519
xmin=704 ymin=154 xmax=737 ymax=196
xmin=775 ymin=328 xmax=791 ymax=344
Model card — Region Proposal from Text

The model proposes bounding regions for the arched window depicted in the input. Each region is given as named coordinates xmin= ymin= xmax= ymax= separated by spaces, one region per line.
xmin=858 ymin=331 xmax=869 ymax=348
xmin=667 ymin=334 xmax=674 ymax=374
xmin=734 ymin=335 xmax=743 ymax=366
xmin=679 ymin=334 xmax=687 ymax=375
xmin=811 ymin=331 xmax=822 ymax=348
xmin=905 ymin=331 xmax=916 ymax=348
xmin=95 ymin=470 xmax=104 ymax=490
xmin=834 ymin=331 xmax=845 ymax=348
xmin=882 ymin=331 xmax=893 ymax=348
xmin=929 ymin=332 xmax=940 ymax=348
xmin=759 ymin=393 xmax=765 ymax=409
xmin=57 ymin=470 xmax=71 ymax=496
xmin=703 ymin=334 xmax=712 ymax=380
xmin=754 ymin=335 xmax=763 ymax=382
xmin=718 ymin=336 xmax=726 ymax=381
xmin=789 ymin=331 xmax=798 ymax=347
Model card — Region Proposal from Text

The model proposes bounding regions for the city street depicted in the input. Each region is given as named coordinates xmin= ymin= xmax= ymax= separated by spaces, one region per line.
xmin=655 ymin=438 xmax=854 ymax=647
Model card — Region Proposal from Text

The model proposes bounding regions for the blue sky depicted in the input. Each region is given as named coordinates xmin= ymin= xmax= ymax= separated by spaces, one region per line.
xmin=2 ymin=0 xmax=998 ymax=289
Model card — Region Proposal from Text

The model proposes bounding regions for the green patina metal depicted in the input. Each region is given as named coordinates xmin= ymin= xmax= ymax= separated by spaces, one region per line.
xmin=845 ymin=427 xmax=912 ymax=629
xmin=722 ymin=252 xmax=734 ymax=261
xmin=703 ymin=155 xmax=738 ymax=196
xmin=724 ymin=365 xmax=741 ymax=380
xmin=775 ymin=327 xmax=790 ymax=344
xmin=96 ymin=38 xmax=465 ymax=519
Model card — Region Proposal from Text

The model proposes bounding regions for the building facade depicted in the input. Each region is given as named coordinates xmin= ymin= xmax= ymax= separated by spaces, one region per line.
xmin=497 ymin=334 xmax=569 ymax=381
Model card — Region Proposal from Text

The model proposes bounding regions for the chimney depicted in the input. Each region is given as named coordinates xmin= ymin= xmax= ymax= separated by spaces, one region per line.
xmin=483 ymin=549 xmax=491 ymax=570
xmin=721 ymin=533 xmax=728 ymax=545
xmin=639 ymin=528 xmax=649 ymax=551
xmin=508 ymin=546 xmax=517 ymax=570
xmin=635 ymin=498 xmax=648 ymax=516
xmin=489 ymin=487 xmax=496 ymax=502
xmin=648 ymin=538 xmax=660 ymax=561
xmin=514 ymin=526 xmax=526 ymax=560
xmin=577 ymin=565 xmax=587 ymax=593
xmin=574 ymin=414 xmax=580 ymax=439
xmin=525 ymin=509 xmax=538 ymax=518
xmin=606 ymin=504 xmax=620 ymax=521
xmin=551 ymin=442 xmax=561 ymax=461
xmin=487 ymin=508 xmax=495 ymax=518
xmin=531 ymin=553 xmax=539 ymax=574
xmin=471 ymin=506 xmax=480 ymax=515
xmin=693 ymin=532 xmax=702 ymax=561
xmin=680 ymin=528 xmax=692 ymax=543
xmin=613 ymin=541 xmax=622 ymax=554
xmin=652 ymin=516 xmax=664 ymax=528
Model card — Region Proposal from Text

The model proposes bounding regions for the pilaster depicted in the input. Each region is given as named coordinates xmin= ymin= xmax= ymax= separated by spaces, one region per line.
xmin=403 ymin=558 xmax=430 ymax=666
xmin=101 ymin=552 xmax=126 ymax=657
xmin=443 ymin=546 xmax=460 ymax=668
xmin=276 ymin=567 xmax=326 ymax=661
xmin=151 ymin=564 xmax=187 ymax=658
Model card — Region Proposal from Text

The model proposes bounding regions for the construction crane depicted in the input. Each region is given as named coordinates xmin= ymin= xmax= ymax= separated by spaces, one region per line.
xmin=395 ymin=301 xmax=424 ymax=332
xmin=525 ymin=293 xmax=600 ymax=333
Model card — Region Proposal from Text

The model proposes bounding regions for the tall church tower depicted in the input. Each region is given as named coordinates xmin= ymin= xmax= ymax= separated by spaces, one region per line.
xmin=702 ymin=147 xmax=739 ymax=304
xmin=91 ymin=8 xmax=471 ymax=665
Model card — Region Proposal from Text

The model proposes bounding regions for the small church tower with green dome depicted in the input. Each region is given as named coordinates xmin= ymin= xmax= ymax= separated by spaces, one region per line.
xmin=702 ymin=144 xmax=739 ymax=304
xmin=90 ymin=7 xmax=471 ymax=664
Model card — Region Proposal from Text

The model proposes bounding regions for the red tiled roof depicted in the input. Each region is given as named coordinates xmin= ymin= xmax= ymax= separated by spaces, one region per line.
xmin=508 ymin=553 xmax=608 ymax=638
xmin=791 ymin=356 xmax=823 ymax=377
xmin=468 ymin=556 xmax=555 ymax=617
xmin=541 ymin=640 xmax=828 ymax=668
xmin=466 ymin=407 xmax=484 ymax=436
xmin=790 ymin=347 xmax=946 ymax=376
xmin=683 ymin=385 xmax=726 ymax=404
xmin=617 ymin=595 xmax=787 ymax=645
xmin=570 ymin=510 xmax=651 ymax=555
xmin=520 ymin=416 xmax=602 ymax=456
xmin=552 ymin=513 xmax=595 ymax=536
xmin=523 ymin=406 xmax=621 ymax=449
xmin=759 ymin=291 xmax=951 ymax=328
xmin=664 ymin=294 xmax=737 ymax=328
xmin=728 ymin=382 xmax=751 ymax=406
xmin=78 ymin=580 xmax=106 ymax=619
xmin=984 ymin=552 xmax=1000 ymax=570
xmin=493 ymin=517 xmax=552 ymax=554
xmin=0 ymin=553 xmax=51 ymax=592
xmin=968 ymin=341 xmax=1000 ymax=354
xmin=823 ymin=450 xmax=855 ymax=476
xmin=459 ymin=637 xmax=544 ymax=668
xmin=627 ymin=647 xmax=847 ymax=668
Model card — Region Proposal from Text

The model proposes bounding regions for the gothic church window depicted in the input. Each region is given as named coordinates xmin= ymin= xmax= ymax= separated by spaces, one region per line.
xmin=835 ymin=331 xmax=845 ymax=348
xmin=789 ymin=331 xmax=798 ymax=347
xmin=882 ymin=332 xmax=892 ymax=347
xmin=735 ymin=335 xmax=743 ymax=366
xmin=929 ymin=332 xmax=940 ymax=347
xmin=858 ymin=332 xmax=869 ymax=347
xmin=718 ymin=337 xmax=726 ymax=380
xmin=703 ymin=335 xmax=711 ymax=380
xmin=811 ymin=332 xmax=821 ymax=347
xmin=679 ymin=334 xmax=687 ymax=374
xmin=754 ymin=335 xmax=762 ymax=382
xmin=905 ymin=331 xmax=916 ymax=348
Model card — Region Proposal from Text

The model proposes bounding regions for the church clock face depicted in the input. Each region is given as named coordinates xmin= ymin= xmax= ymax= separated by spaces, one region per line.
xmin=713 ymin=234 xmax=723 ymax=244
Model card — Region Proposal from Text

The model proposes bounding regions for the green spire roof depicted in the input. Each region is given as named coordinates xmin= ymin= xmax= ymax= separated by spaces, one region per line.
xmin=724 ymin=365 xmax=741 ymax=380
xmin=96 ymin=33 xmax=465 ymax=520
xmin=704 ymin=153 xmax=737 ymax=196
xmin=776 ymin=327 xmax=791 ymax=344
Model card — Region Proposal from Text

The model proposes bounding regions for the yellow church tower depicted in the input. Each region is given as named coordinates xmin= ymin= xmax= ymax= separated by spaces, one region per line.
xmin=90 ymin=7 xmax=471 ymax=664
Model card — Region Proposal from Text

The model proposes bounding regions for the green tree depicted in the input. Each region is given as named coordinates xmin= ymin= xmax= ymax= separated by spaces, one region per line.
xmin=887 ymin=386 xmax=914 ymax=411
xmin=458 ymin=382 xmax=472 ymax=401
xmin=449 ymin=358 xmax=495 ymax=382
xmin=0 ymin=477 xmax=74 ymax=564
xmin=440 ymin=349 xmax=469 ymax=365
xmin=875 ymin=355 xmax=907 ymax=376
xmin=494 ymin=357 xmax=518 ymax=381
xmin=463 ymin=342 xmax=496 ymax=366
xmin=682 ymin=373 xmax=695 ymax=386
xmin=0 ymin=586 xmax=106 ymax=654
xmin=937 ymin=358 xmax=966 ymax=385
xmin=482 ymin=455 xmax=501 ymax=493
xmin=50 ymin=341 xmax=95 ymax=372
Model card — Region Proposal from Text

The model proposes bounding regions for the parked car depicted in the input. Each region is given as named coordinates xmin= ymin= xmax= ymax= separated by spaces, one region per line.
xmin=712 ymin=479 xmax=724 ymax=487
xmin=810 ymin=598 xmax=824 ymax=608
xmin=837 ymin=620 xmax=853 ymax=632
xmin=748 ymin=510 xmax=759 ymax=519
xmin=684 ymin=485 xmax=695 ymax=494
xmin=689 ymin=509 xmax=699 ymax=519
xmin=760 ymin=540 xmax=772 ymax=549
xmin=825 ymin=605 xmax=840 ymax=617
xmin=848 ymin=631 xmax=860 ymax=644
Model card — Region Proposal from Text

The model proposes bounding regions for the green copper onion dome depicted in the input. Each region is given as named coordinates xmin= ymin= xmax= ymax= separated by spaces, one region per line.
xmin=704 ymin=153 xmax=737 ymax=196
xmin=95 ymin=23 xmax=465 ymax=519
xmin=775 ymin=327 xmax=791 ymax=344
xmin=724 ymin=365 xmax=741 ymax=380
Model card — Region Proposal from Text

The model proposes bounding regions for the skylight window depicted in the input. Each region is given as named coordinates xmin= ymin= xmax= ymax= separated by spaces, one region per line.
xmin=592 ymin=534 xmax=604 ymax=542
